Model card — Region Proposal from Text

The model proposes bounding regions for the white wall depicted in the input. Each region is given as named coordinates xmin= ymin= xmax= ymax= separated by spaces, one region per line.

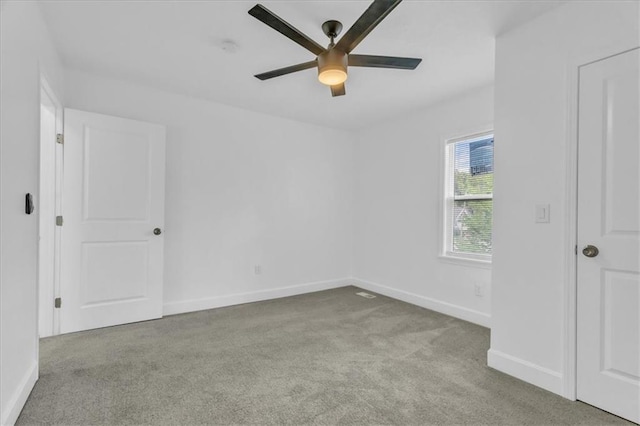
xmin=64 ymin=69 xmax=354 ymax=315
xmin=489 ymin=0 xmax=639 ymax=396
xmin=0 ymin=2 xmax=65 ymax=425
xmin=352 ymin=85 xmax=494 ymax=327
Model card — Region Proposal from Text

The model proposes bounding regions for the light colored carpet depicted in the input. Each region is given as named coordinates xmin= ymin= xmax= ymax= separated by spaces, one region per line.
xmin=18 ymin=286 xmax=630 ymax=425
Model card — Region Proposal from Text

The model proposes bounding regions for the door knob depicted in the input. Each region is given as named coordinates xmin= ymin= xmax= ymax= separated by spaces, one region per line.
xmin=153 ymin=228 xmax=162 ymax=235
xmin=582 ymin=245 xmax=599 ymax=258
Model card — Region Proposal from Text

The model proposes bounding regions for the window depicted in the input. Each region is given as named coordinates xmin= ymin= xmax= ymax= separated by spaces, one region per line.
xmin=443 ymin=132 xmax=494 ymax=261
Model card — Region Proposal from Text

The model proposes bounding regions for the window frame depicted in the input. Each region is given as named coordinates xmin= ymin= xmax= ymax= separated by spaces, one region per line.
xmin=442 ymin=130 xmax=494 ymax=264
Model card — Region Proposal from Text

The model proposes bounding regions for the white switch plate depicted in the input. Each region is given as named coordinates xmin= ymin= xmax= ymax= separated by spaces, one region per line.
xmin=535 ymin=204 xmax=550 ymax=223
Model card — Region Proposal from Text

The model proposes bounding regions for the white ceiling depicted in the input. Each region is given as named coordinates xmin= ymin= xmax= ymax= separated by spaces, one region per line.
xmin=39 ymin=0 xmax=563 ymax=130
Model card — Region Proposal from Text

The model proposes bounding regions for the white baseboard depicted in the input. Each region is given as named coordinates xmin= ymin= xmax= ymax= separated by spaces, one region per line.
xmin=1 ymin=361 xmax=38 ymax=426
xmin=487 ymin=349 xmax=563 ymax=396
xmin=163 ymin=278 xmax=351 ymax=316
xmin=352 ymin=277 xmax=491 ymax=328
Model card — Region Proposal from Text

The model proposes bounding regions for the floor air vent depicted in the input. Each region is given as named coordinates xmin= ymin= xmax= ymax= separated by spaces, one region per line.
xmin=356 ymin=292 xmax=376 ymax=299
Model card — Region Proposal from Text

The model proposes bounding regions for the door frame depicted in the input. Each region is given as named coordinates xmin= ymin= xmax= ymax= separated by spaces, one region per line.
xmin=563 ymin=44 xmax=640 ymax=401
xmin=38 ymin=73 xmax=64 ymax=338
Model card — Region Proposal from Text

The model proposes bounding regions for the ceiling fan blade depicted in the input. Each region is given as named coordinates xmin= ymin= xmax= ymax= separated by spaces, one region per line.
xmin=331 ymin=83 xmax=346 ymax=97
xmin=335 ymin=0 xmax=403 ymax=54
xmin=255 ymin=60 xmax=318 ymax=81
xmin=248 ymin=4 xmax=325 ymax=56
xmin=348 ymin=54 xmax=421 ymax=69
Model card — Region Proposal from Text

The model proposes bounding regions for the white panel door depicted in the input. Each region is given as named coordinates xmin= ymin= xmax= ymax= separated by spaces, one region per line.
xmin=577 ymin=48 xmax=639 ymax=423
xmin=60 ymin=109 xmax=166 ymax=334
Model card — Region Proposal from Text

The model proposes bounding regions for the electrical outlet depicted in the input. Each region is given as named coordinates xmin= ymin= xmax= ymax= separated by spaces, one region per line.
xmin=254 ymin=265 xmax=261 ymax=275
xmin=474 ymin=283 xmax=484 ymax=297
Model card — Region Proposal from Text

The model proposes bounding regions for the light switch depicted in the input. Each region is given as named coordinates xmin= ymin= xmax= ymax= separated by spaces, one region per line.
xmin=535 ymin=204 xmax=550 ymax=223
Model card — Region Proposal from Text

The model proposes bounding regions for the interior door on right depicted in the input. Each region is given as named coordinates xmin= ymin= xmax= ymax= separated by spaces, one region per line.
xmin=577 ymin=48 xmax=639 ymax=424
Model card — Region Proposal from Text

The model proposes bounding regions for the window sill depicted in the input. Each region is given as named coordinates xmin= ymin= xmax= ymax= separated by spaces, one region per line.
xmin=438 ymin=255 xmax=492 ymax=269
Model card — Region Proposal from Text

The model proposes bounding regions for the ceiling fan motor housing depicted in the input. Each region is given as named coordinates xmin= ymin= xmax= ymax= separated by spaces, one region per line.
xmin=317 ymin=48 xmax=348 ymax=85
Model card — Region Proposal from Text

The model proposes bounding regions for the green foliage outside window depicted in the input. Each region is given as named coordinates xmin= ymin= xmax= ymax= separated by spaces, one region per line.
xmin=452 ymin=163 xmax=493 ymax=255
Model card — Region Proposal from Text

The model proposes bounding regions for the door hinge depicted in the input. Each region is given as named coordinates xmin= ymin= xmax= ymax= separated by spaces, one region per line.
xmin=54 ymin=297 xmax=61 ymax=308
xmin=56 ymin=133 xmax=64 ymax=144
xmin=56 ymin=215 xmax=63 ymax=226
xmin=575 ymin=245 xmax=578 ymax=255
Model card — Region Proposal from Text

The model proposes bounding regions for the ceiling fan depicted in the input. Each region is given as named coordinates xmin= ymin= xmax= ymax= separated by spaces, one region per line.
xmin=248 ymin=0 xmax=422 ymax=97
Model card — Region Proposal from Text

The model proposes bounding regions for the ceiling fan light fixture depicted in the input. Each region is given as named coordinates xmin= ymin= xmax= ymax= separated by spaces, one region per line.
xmin=318 ymin=68 xmax=347 ymax=86
xmin=317 ymin=49 xmax=348 ymax=86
